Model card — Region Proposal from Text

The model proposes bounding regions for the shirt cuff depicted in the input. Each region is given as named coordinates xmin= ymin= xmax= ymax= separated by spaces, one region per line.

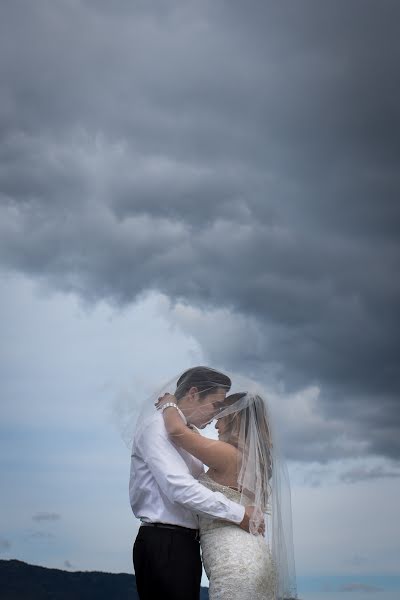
xmin=226 ymin=501 xmax=245 ymax=524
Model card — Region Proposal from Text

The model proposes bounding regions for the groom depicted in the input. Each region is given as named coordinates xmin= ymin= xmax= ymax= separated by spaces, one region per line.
xmin=130 ymin=366 xmax=261 ymax=600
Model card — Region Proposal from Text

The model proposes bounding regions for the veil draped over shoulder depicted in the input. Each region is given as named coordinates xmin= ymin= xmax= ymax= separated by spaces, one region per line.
xmin=118 ymin=367 xmax=297 ymax=600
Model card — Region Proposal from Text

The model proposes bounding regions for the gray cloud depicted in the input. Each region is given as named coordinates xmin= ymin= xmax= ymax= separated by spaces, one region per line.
xmin=1 ymin=1 xmax=399 ymax=461
xmin=26 ymin=531 xmax=56 ymax=539
xmin=339 ymin=583 xmax=383 ymax=592
xmin=345 ymin=554 xmax=369 ymax=568
xmin=32 ymin=512 xmax=61 ymax=522
xmin=340 ymin=464 xmax=400 ymax=484
xmin=0 ymin=538 xmax=11 ymax=552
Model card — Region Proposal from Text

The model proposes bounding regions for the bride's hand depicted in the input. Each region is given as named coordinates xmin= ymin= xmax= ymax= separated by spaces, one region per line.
xmin=155 ymin=392 xmax=177 ymax=409
xmin=156 ymin=393 xmax=188 ymax=436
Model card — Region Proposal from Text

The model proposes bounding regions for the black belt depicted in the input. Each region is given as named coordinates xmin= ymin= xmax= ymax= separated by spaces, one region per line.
xmin=140 ymin=522 xmax=200 ymax=540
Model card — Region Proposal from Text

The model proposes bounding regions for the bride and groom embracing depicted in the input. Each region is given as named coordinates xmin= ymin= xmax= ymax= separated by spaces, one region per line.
xmin=129 ymin=366 xmax=297 ymax=600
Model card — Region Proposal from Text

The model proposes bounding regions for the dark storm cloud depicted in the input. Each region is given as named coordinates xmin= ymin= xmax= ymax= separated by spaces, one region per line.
xmin=1 ymin=1 xmax=399 ymax=460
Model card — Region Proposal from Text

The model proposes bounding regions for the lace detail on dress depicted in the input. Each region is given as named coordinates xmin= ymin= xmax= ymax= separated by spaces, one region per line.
xmin=198 ymin=472 xmax=277 ymax=600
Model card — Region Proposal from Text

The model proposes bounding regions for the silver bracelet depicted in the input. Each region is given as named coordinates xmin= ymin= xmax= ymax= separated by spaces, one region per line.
xmin=160 ymin=402 xmax=187 ymax=425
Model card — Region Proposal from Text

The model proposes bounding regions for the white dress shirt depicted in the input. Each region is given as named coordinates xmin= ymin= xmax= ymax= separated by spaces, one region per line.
xmin=129 ymin=411 xmax=245 ymax=529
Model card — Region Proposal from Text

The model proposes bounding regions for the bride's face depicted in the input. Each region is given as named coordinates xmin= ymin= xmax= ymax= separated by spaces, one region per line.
xmin=215 ymin=414 xmax=240 ymax=445
xmin=215 ymin=416 xmax=231 ymax=441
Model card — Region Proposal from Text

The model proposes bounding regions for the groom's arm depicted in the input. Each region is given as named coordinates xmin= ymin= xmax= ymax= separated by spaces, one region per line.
xmin=138 ymin=419 xmax=245 ymax=525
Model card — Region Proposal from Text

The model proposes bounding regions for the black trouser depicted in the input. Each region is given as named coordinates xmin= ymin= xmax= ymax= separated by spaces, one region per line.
xmin=133 ymin=525 xmax=202 ymax=600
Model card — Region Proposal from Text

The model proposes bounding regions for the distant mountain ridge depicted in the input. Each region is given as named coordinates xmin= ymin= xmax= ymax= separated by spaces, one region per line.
xmin=0 ymin=559 xmax=210 ymax=599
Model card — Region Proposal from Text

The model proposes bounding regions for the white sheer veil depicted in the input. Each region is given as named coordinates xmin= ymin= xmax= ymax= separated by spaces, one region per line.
xmin=215 ymin=387 xmax=298 ymax=600
xmin=116 ymin=366 xmax=297 ymax=600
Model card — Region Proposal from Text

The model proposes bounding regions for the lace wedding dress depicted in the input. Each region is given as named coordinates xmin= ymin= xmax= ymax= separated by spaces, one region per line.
xmin=198 ymin=472 xmax=277 ymax=600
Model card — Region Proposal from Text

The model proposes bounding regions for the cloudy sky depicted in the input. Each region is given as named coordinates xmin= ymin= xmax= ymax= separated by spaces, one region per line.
xmin=1 ymin=0 xmax=399 ymax=594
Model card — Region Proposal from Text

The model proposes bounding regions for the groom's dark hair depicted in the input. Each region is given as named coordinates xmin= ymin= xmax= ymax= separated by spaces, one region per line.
xmin=175 ymin=366 xmax=231 ymax=401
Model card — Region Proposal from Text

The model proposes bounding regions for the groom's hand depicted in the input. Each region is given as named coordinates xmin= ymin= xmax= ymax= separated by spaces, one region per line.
xmin=239 ymin=506 xmax=265 ymax=536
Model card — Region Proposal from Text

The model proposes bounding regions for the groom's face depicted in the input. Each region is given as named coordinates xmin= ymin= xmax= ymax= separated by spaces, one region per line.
xmin=185 ymin=387 xmax=227 ymax=428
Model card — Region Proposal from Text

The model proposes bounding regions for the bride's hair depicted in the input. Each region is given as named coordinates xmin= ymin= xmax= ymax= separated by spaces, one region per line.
xmin=221 ymin=392 xmax=273 ymax=507
xmin=174 ymin=366 xmax=231 ymax=402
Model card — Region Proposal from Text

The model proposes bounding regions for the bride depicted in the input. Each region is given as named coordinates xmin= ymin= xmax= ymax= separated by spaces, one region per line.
xmin=156 ymin=387 xmax=297 ymax=600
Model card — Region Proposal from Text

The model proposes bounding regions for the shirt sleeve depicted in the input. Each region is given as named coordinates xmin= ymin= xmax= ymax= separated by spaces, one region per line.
xmin=137 ymin=419 xmax=245 ymax=524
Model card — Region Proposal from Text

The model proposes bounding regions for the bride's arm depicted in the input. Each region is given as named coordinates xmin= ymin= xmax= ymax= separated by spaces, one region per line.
xmin=160 ymin=404 xmax=237 ymax=472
